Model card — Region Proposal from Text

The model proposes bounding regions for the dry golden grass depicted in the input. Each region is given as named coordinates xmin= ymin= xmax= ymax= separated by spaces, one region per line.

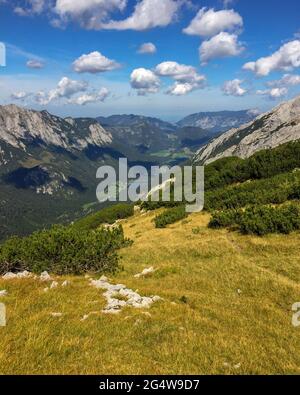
xmin=0 ymin=210 xmax=300 ymax=375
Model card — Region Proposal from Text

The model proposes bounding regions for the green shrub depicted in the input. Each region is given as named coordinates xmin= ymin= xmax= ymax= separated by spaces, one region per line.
xmin=209 ymin=204 xmax=300 ymax=236
xmin=209 ymin=209 xmax=242 ymax=229
xmin=73 ymin=203 xmax=134 ymax=231
xmin=205 ymin=172 xmax=300 ymax=211
xmin=239 ymin=205 xmax=300 ymax=236
xmin=154 ymin=206 xmax=188 ymax=228
xmin=0 ymin=225 xmax=129 ymax=275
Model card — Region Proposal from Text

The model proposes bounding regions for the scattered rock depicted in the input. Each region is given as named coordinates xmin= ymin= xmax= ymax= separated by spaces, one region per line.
xmin=61 ymin=280 xmax=69 ymax=287
xmin=50 ymin=312 xmax=63 ymax=317
xmin=40 ymin=271 xmax=52 ymax=282
xmin=90 ymin=277 xmax=161 ymax=314
xmin=134 ymin=267 xmax=155 ymax=278
xmin=43 ymin=287 xmax=49 ymax=293
xmin=50 ymin=281 xmax=58 ymax=289
xmin=2 ymin=270 xmax=32 ymax=280
xmin=0 ymin=290 xmax=7 ymax=297
xmin=237 ymin=289 xmax=242 ymax=295
xmin=134 ymin=205 xmax=141 ymax=214
xmin=2 ymin=272 xmax=16 ymax=280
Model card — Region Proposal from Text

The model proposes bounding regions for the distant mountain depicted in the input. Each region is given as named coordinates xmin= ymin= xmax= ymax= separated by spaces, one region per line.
xmin=177 ymin=110 xmax=259 ymax=133
xmin=96 ymin=114 xmax=177 ymax=132
xmin=0 ymin=105 xmax=119 ymax=240
xmin=194 ymin=96 xmax=300 ymax=165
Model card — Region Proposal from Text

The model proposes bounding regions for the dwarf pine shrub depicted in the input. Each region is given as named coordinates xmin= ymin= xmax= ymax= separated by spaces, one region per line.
xmin=154 ymin=206 xmax=188 ymax=228
xmin=0 ymin=225 xmax=129 ymax=275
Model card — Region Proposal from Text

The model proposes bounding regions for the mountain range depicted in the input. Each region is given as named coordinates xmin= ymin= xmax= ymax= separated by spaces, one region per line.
xmin=0 ymin=100 xmax=298 ymax=240
xmin=194 ymin=96 xmax=300 ymax=164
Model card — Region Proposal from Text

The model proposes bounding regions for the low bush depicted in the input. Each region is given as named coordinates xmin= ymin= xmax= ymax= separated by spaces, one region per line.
xmin=72 ymin=203 xmax=134 ymax=231
xmin=208 ymin=209 xmax=242 ymax=229
xmin=154 ymin=206 xmax=188 ymax=228
xmin=0 ymin=225 xmax=129 ymax=275
xmin=209 ymin=204 xmax=300 ymax=236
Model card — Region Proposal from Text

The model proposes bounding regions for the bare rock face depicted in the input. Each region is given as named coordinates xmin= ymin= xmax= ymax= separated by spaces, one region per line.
xmin=194 ymin=96 xmax=300 ymax=164
xmin=0 ymin=104 xmax=112 ymax=151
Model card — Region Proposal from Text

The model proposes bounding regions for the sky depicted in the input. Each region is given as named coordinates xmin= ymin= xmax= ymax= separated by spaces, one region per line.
xmin=1 ymin=0 xmax=300 ymax=121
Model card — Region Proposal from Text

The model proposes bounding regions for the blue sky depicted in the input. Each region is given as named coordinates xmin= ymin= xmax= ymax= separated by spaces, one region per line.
xmin=1 ymin=0 xmax=300 ymax=121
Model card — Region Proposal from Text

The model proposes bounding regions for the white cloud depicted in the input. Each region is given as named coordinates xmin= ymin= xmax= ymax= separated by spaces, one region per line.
xmin=243 ymin=40 xmax=300 ymax=76
xmin=36 ymin=77 xmax=88 ymax=104
xmin=222 ymin=79 xmax=247 ymax=96
xmin=138 ymin=42 xmax=157 ymax=54
xmin=257 ymin=87 xmax=288 ymax=99
xmin=11 ymin=91 xmax=32 ymax=100
xmin=54 ymin=0 xmax=127 ymax=29
xmin=266 ymin=73 xmax=300 ymax=88
xmin=69 ymin=88 xmax=110 ymax=105
xmin=199 ymin=32 xmax=244 ymax=64
xmin=14 ymin=0 xmax=45 ymax=16
xmin=183 ymin=7 xmax=243 ymax=37
xmin=26 ymin=59 xmax=45 ymax=69
xmin=73 ymin=51 xmax=121 ymax=73
xmin=100 ymin=0 xmax=181 ymax=31
xmin=155 ymin=61 xmax=206 ymax=95
xmin=167 ymin=82 xmax=198 ymax=96
xmin=130 ymin=68 xmax=160 ymax=95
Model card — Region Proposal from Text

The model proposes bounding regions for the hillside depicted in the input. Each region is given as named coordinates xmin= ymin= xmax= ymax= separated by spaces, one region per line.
xmin=177 ymin=110 xmax=258 ymax=132
xmin=194 ymin=96 xmax=300 ymax=164
xmin=0 ymin=209 xmax=299 ymax=374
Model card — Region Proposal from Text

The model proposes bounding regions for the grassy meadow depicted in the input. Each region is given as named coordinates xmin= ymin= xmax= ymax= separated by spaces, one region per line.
xmin=0 ymin=209 xmax=300 ymax=375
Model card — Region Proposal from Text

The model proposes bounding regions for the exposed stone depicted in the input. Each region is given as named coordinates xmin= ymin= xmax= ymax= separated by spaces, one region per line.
xmin=50 ymin=312 xmax=63 ymax=317
xmin=50 ymin=281 xmax=58 ymax=289
xmin=134 ymin=267 xmax=155 ymax=278
xmin=90 ymin=277 xmax=161 ymax=314
xmin=40 ymin=271 xmax=52 ymax=282
xmin=194 ymin=95 xmax=300 ymax=165
xmin=2 ymin=270 xmax=32 ymax=280
xmin=0 ymin=290 xmax=7 ymax=297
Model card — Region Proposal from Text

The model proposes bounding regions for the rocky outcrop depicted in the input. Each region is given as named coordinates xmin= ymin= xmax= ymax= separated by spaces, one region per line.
xmin=0 ymin=104 xmax=112 ymax=151
xmin=194 ymin=96 xmax=300 ymax=164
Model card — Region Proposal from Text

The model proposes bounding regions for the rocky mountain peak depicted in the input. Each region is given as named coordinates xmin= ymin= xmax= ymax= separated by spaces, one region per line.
xmin=193 ymin=95 xmax=300 ymax=164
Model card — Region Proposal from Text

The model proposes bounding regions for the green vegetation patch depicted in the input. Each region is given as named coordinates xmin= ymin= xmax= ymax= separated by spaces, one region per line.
xmin=0 ymin=225 xmax=130 ymax=275
xmin=72 ymin=203 xmax=134 ymax=231
xmin=154 ymin=206 xmax=188 ymax=228
xmin=209 ymin=203 xmax=300 ymax=236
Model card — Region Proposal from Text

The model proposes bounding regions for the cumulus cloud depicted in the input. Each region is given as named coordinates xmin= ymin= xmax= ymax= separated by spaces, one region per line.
xmin=69 ymin=88 xmax=110 ymax=105
xmin=222 ymin=79 xmax=247 ymax=96
xmin=138 ymin=42 xmax=157 ymax=54
xmin=11 ymin=91 xmax=32 ymax=100
xmin=257 ymin=87 xmax=288 ymax=99
xmin=155 ymin=61 xmax=206 ymax=95
xmin=200 ymin=32 xmax=244 ymax=64
xmin=183 ymin=7 xmax=243 ymax=37
xmin=36 ymin=77 xmax=88 ymax=105
xmin=243 ymin=40 xmax=300 ymax=76
xmin=53 ymin=0 xmax=127 ymax=29
xmin=130 ymin=68 xmax=160 ymax=95
xmin=14 ymin=0 xmax=46 ymax=16
xmin=73 ymin=51 xmax=121 ymax=73
xmin=266 ymin=73 xmax=300 ymax=88
xmin=100 ymin=0 xmax=181 ymax=31
xmin=166 ymin=82 xmax=197 ymax=96
xmin=26 ymin=59 xmax=44 ymax=69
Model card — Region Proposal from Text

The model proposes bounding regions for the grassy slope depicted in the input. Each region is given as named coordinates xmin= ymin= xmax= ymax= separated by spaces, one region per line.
xmin=0 ymin=210 xmax=300 ymax=374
